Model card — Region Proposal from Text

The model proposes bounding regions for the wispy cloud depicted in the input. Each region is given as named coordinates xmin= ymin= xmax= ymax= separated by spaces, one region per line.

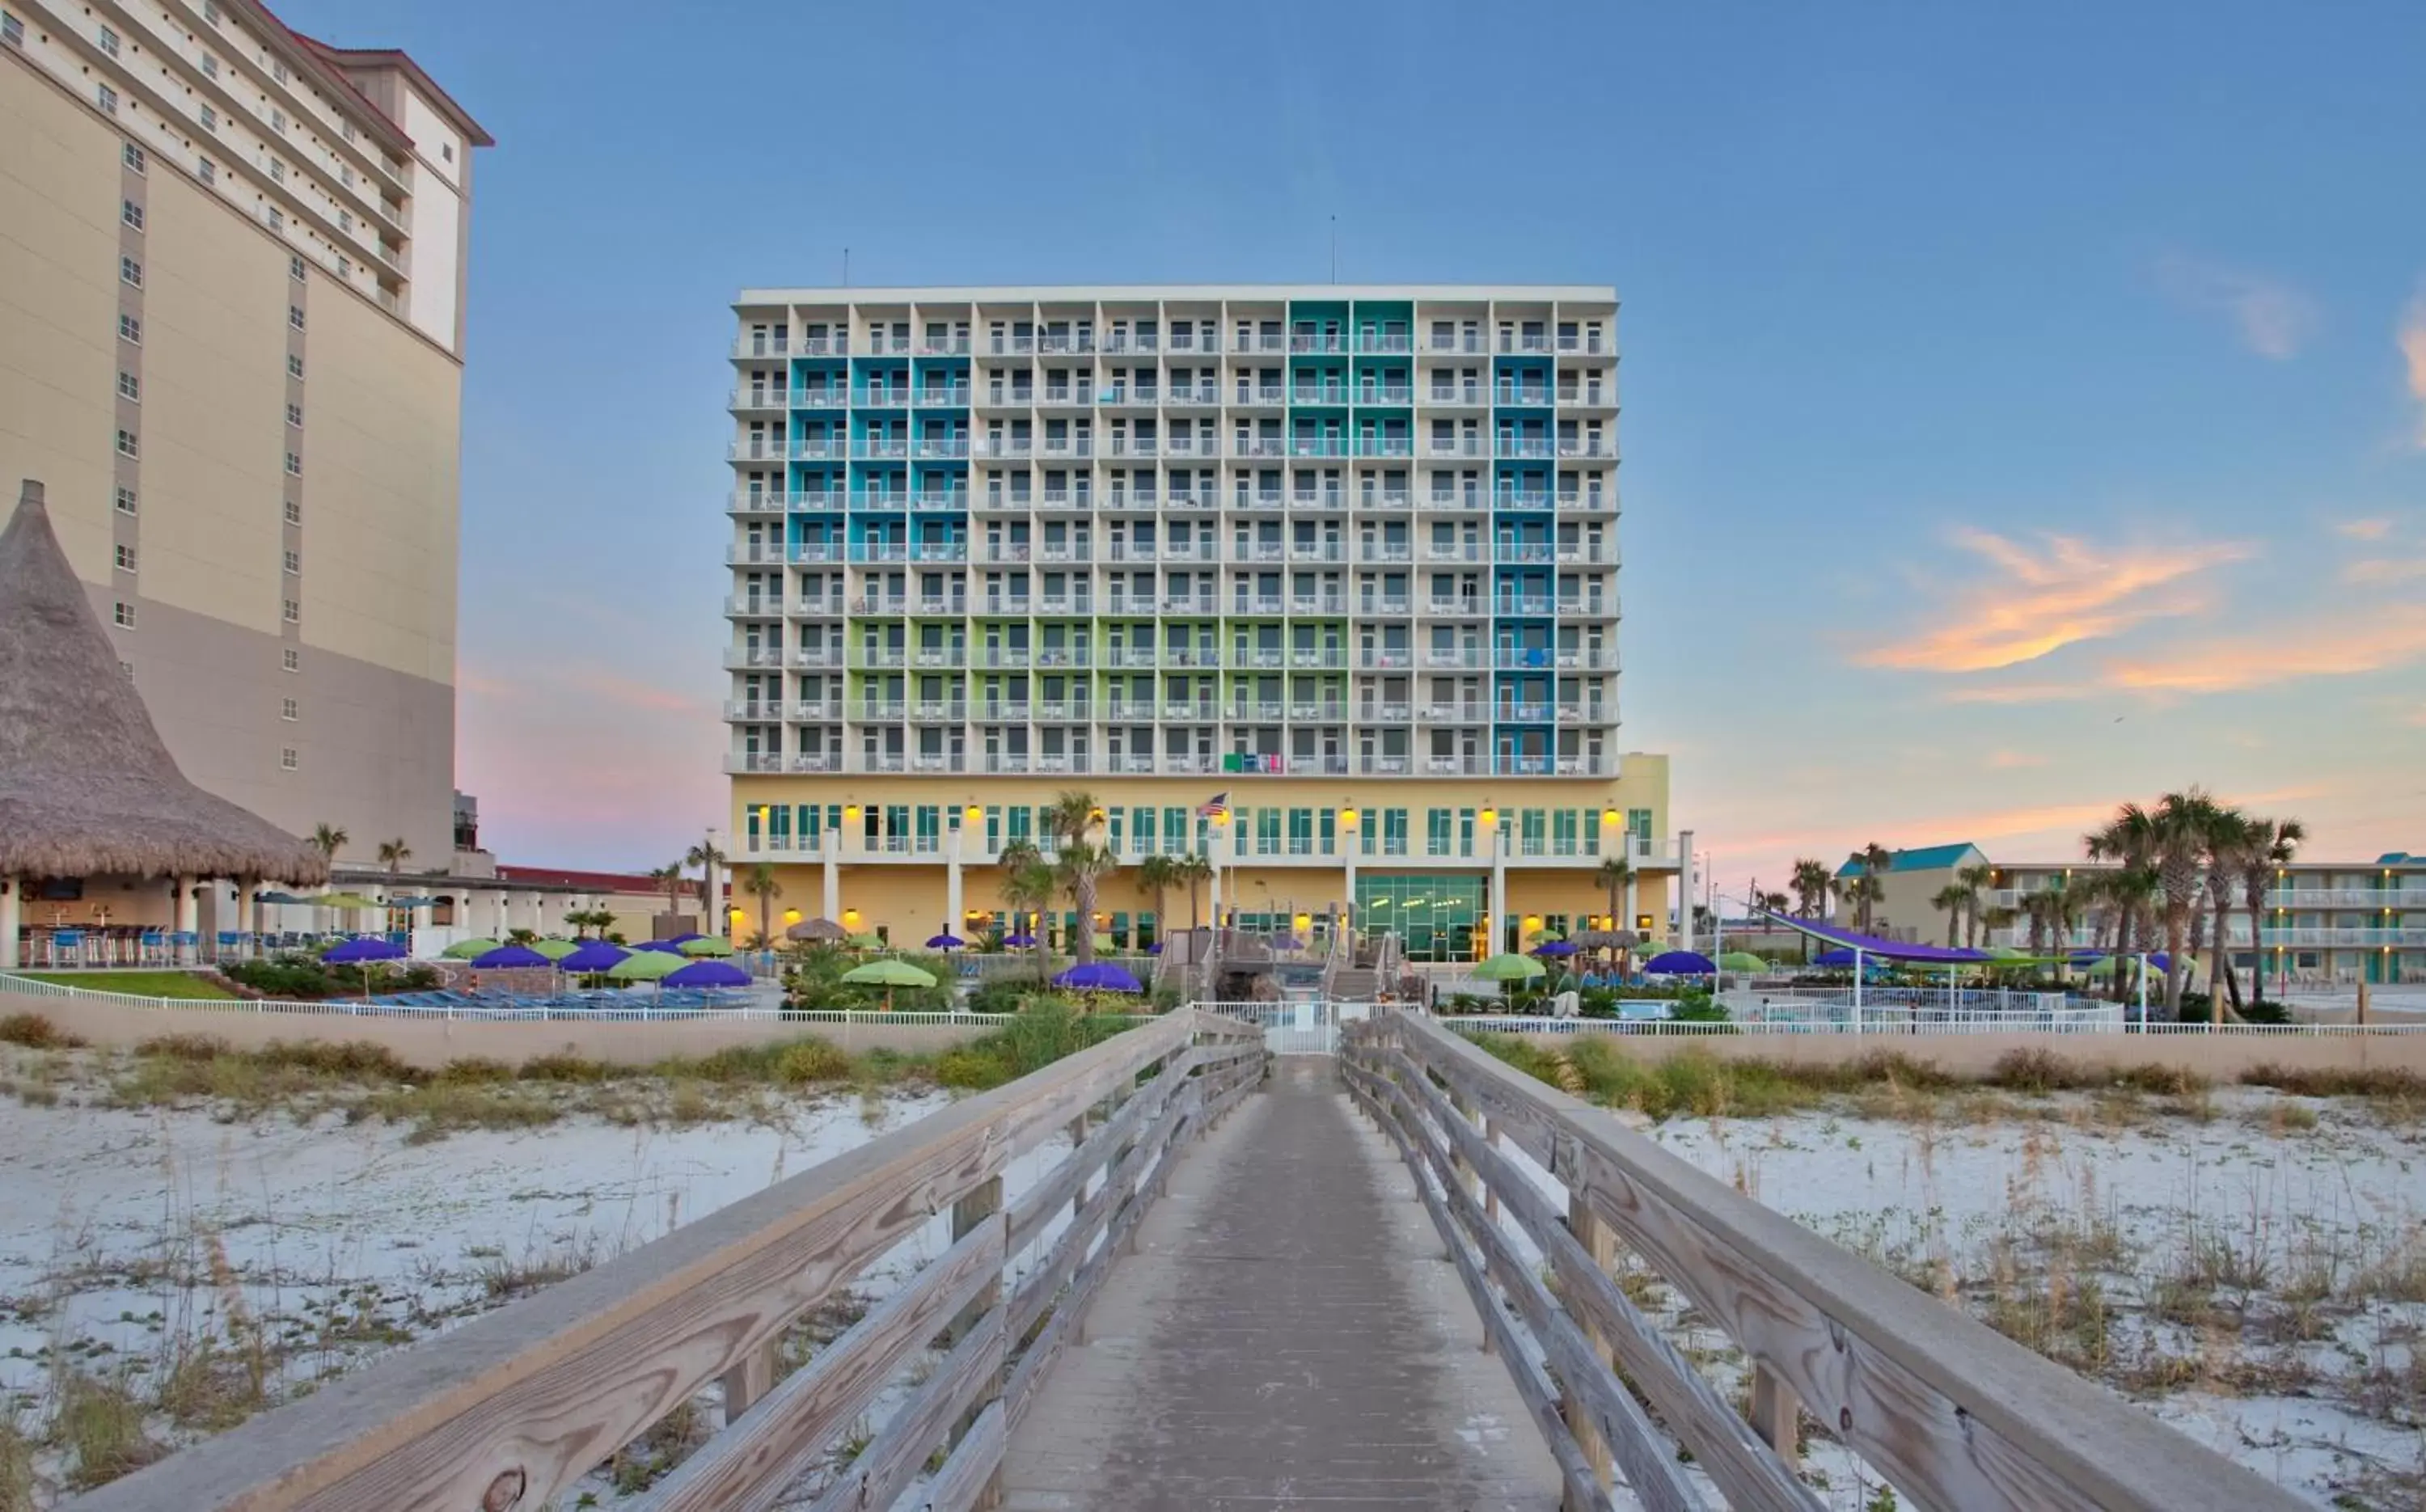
xmin=2345 ymin=556 xmax=2426 ymax=585
xmin=2335 ymin=517 xmax=2394 ymax=541
xmin=2403 ymin=285 xmax=2426 ymax=446
xmin=1860 ymin=528 xmax=2250 ymax=674
xmin=1988 ymin=750 xmax=2048 ymax=769
xmin=2102 ymin=604 xmax=2426 ymax=693
xmin=1940 ymin=683 xmax=2096 ymax=705
xmin=2155 ymin=253 xmax=2320 ymax=359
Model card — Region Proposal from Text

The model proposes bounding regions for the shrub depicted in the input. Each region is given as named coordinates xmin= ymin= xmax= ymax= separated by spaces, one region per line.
xmin=0 ymin=1012 xmax=82 ymax=1049
xmin=249 ymin=1040 xmax=412 ymax=1079
xmin=133 ymin=1033 xmax=231 ymax=1062
xmin=518 ymin=1051 xmax=615 ymax=1083
xmin=436 ymin=1056 xmax=516 ymax=1084
xmin=963 ymin=978 xmax=1038 ymax=1016
xmin=1667 ymin=990 xmax=1730 ymax=1024
xmin=775 ymin=1038 xmax=853 ymax=1083
xmin=1989 ymin=1048 xmax=2089 ymax=1094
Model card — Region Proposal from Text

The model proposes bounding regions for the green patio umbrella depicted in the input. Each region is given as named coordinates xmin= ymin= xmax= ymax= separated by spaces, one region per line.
xmin=678 ymin=936 xmax=736 ymax=957
xmin=306 ymin=893 xmax=383 ymax=910
xmin=441 ymin=937 xmax=501 ymax=960
xmin=847 ymin=931 xmax=885 ymax=950
xmin=842 ymin=957 xmax=939 ymax=1011
xmin=1719 ymin=951 xmax=1768 ymax=974
xmin=1471 ymin=953 xmax=1547 ymax=1001
xmin=530 ymin=938 xmax=583 ymax=962
xmin=607 ymin=950 xmax=684 ymax=982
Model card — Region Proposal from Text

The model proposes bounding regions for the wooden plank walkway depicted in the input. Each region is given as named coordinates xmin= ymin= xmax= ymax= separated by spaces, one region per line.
xmin=1002 ymin=1058 xmax=1566 ymax=1511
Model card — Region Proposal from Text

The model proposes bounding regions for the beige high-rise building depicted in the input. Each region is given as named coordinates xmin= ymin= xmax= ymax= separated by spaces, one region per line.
xmin=1 ymin=0 xmax=484 ymax=865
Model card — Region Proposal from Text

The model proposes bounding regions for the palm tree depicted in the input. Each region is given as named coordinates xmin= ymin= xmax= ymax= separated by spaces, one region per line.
xmin=309 ymin=822 xmax=348 ymax=862
xmin=1759 ymin=890 xmax=1789 ymax=915
xmin=1176 ymin=852 xmax=1215 ymax=931
xmin=743 ymin=862 xmax=782 ymax=948
xmin=996 ymin=836 xmax=1042 ymax=941
xmin=1789 ymin=859 xmax=1831 ymax=919
xmin=1000 ymin=858 xmax=1059 ymax=982
xmin=1135 ymin=855 xmax=1181 ymax=945
xmin=1929 ymin=884 xmax=1968 ymax=946
xmin=2236 ymin=815 xmax=2306 ymax=1010
xmin=648 ymin=864 xmax=686 ymax=921
xmin=1842 ymin=872 xmax=1885 ymax=934
xmin=1594 ymin=855 xmax=1632 ymax=931
xmin=1852 ymin=844 xmax=1892 ymax=932
xmin=1955 ymin=862 xmax=1994 ymax=949
xmin=376 ymin=838 xmax=412 ymax=875
xmin=2198 ymin=807 xmax=2254 ymax=1018
xmin=2086 ymin=805 xmax=2157 ymax=1003
xmin=1980 ymin=905 xmax=2018 ymax=950
xmin=2145 ymin=789 xmax=2229 ymax=1020
xmin=685 ymin=834 xmax=729 ymax=925
xmin=1046 ymin=792 xmax=1112 ymax=966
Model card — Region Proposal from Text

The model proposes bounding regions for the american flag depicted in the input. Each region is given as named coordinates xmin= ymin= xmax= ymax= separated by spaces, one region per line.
xmin=1197 ymin=792 xmax=1230 ymax=821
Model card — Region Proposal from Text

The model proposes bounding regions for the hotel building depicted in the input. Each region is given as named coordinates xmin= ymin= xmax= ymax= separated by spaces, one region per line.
xmin=2 ymin=0 xmax=485 ymax=867
xmin=1836 ymin=844 xmax=2426 ymax=986
xmin=722 ymin=285 xmax=1678 ymax=957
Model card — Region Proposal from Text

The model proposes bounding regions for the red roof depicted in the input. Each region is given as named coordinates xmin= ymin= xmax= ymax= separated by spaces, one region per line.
xmin=496 ymin=864 xmax=664 ymax=894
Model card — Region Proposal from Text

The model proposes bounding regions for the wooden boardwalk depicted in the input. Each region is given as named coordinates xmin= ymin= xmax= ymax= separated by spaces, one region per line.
xmin=1002 ymin=1058 xmax=1562 ymax=1511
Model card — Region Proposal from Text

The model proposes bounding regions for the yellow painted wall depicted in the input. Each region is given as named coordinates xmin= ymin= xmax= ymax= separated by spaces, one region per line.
xmin=300 ymin=263 xmax=461 ymax=683
xmin=0 ymin=59 xmax=122 ymax=579
xmin=138 ymin=162 xmax=286 ymax=636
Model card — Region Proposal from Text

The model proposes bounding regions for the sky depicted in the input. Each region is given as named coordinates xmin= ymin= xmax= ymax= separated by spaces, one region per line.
xmin=298 ymin=0 xmax=2426 ymax=896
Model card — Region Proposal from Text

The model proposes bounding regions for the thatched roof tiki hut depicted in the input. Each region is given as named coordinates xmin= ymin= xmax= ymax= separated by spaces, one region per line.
xmin=0 ymin=479 xmax=327 ymax=966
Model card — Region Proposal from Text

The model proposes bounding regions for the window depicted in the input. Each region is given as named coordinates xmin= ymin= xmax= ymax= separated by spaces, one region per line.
xmin=281 ymin=648 xmax=299 ymax=672
xmin=271 ymin=108 xmax=286 ymax=133
xmin=285 ymin=402 xmax=302 ymax=428
xmin=281 ymin=598 xmax=299 ymax=623
xmin=118 ymin=314 xmax=142 ymax=344
xmin=282 ymin=549 xmax=299 ymax=574
xmin=272 ymin=60 xmax=288 ymax=85
xmin=280 ymin=697 xmax=298 ymax=721
xmin=114 ymin=544 xmax=137 ymax=572
xmin=288 ymin=305 xmax=305 ymax=331
xmin=114 ymin=487 xmax=137 ymax=515
xmin=268 ymin=158 xmax=285 ymax=184
xmin=96 ymin=84 xmax=118 ymax=116
xmin=286 ymin=353 xmax=304 ymax=379
xmin=282 ymin=499 xmax=301 ymax=525
xmin=338 ymin=209 xmax=351 ymax=231
xmin=265 ymin=206 xmax=283 ymax=231
xmin=120 ymin=256 xmax=142 ymax=288
xmin=115 ymin=429 xmax=138 ymax=458
xmin=1 ymin=12 xmax=21 ymax=49
xmin=203 ymin=0 xmax=220 ymax=21
xmin=280 ymin=747 xmax=298 ymax=771
xmin=121 ymin=199 xmax=144 ymax=230
xmin=283 ymin=451 xmax=300 ymax=476
xmin=201 ymin=53 xmax=218 ymax=78
xmin=198 ymin=157 xmax=216 ymax=184
xmin=289 ymin=254 xmax=304 ymax=281
xmin=122 ymin=142 xmax=145 ymax=173
xmin=113 ymin=601 xmax=136 ymax=628
xmin=200 ymin=104 xmax=217 ymax=131
xmin=120 ymin=660 xmax=134 ymax=680
xmin=116 ymin=370 xmax=139 ymax=401
xmin=96 ymin=24 xmax=119 ymax=57
xmin=442 ymin=141 xmax=454 ymax=163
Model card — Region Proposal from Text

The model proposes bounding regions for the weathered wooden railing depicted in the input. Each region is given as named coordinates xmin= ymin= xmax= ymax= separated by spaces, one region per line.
xmin=1342 ymin=1009 xmax=2305 ymax=1512
xmin=72 ymin=1008 xmax=1266 ymax=1512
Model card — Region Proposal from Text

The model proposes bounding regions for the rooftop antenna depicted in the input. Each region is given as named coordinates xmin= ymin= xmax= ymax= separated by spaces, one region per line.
xmin=1329 ymin=215 xmax=1338 ymax=283
xmin=842 ymin=247 xmax=851 ymax=289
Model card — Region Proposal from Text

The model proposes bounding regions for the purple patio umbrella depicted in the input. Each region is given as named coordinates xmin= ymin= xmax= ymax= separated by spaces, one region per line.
xmin=1815 ymin=947 xmax=1860 ymax=968
xmin=1053 ymin=962 xmax=1143 ymax=993
xmin=1004 ymin=932 xmax=1038 ymax=948
xmin=471 ymin=944 xmax=552 ymax=969
xmin=322 ymin=935 xmax=405 ymax=1000
xmin=1144 ymin=941 xmax=1164 ymax=955
xmin=1532 ymin=940 xmax=1579 ymax=957
xmin=668 ymin=932 xmax=705 ymax=944
xmin=634 ymin=939 xmax=686 ymax=953
xmin=1643 ymin=949 xmax=1716 ymax=976
xmin=558 ymin=940 xmax=629 ymax=974
xmin=924 ymin=932 xmax=967 ymax=950
xmin=666 ymin=958 xmax=751 ymax=989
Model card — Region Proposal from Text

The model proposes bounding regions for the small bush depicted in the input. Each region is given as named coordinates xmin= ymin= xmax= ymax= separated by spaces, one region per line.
xmin=775 ymin=1038 xmax=853 ymax=1083
xmin=518 ymin=1051 xmax=615 ymax=1083
xmin=2111 ymin=1062 xmax=2208 ymax=1096
xmin=133 ymin=1033 xmax=231 ymax=1062
xmin=1989 ymin=1048 xmax=2089 ymax=1094
xmin=436 ymin=1056 xmax=516 ymax=1084
xmin=0 ymin=1012 xmax=82 ymax=1049
xmin=249 ymin=1040 xmax=412 ymax=1079
xmin=2242 ymin=1063 xmax=2424 ymax=1100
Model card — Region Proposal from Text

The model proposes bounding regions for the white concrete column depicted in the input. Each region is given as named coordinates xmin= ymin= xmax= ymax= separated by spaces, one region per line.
xmin=175 ymin=875 xmax=200 ymax=962
xmin=1 ymin=876 xmax=19 ymax=971
xmin=1676 ymin=828 xmax=1697 ymax=952
xmin=1487 ymin=826 xmax=1508 ymax=957
xmin=946 ymin=817 xmax=966 ymax=936
xmin=822 ymin=826 xmax=841 ymax=923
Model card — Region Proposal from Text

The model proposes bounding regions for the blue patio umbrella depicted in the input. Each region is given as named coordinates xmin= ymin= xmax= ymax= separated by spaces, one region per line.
xmin=634 ymin=939 xmax=686 ymax=953
xmin=1053 ymin=962 xmax=1143 ymax=993
xmin=1004 ymin=932 xmax=1038 ymax=948
xmin=1815 ymin=947 xmax=1859 ymax=968
xmin=925 ymin=932 xmax=967 ymax=949
xmin=666 ymin=959 xmax=751 ymax=989
xmin=323 ymin=937 xmax=406 ymax=964
xmin=1532 ymin=940 xmax=1579 ymax=957
xmin=471 ymin=944 xmax=552 ymax=969
xmin=1643 ymin=949 xmax=1715 ymax=976
xmin=669 ymin=932 xmax=705 ymax=944
xmin=1144 ymin=942 xmax=1164 ymax=955
xmin=557 ymin=941 xmax=629 ymax=974
xmin=321 ymin=935 xmax=405 ymax=999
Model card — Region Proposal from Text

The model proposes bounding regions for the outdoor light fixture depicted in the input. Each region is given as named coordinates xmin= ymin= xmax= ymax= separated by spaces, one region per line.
xmin=843 ymin=908 xmax=860 ymax=925
xmin=1294 ymin=912 xmax=1312 ymax=931
xmin=843 ymin=805 xmax=862 ymax=820
xmin=1601 ymin=808 xmax=1620 ymax=826
xmin=1524 ymin=914 xmax=1542 ymax=931
xmin=965 ymin=805 xmax=984 ymax=825
xmin=784 ymin=908 xmax=801 ymax=924
xmin=1340 ymin=805 xmax=1359 ymax=829
xmin=1479 ymin=806 xmax=1498 ymax=826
